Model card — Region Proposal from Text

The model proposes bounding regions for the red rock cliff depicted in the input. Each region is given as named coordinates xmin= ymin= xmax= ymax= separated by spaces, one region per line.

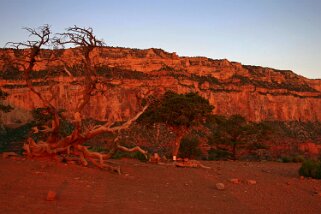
xmin=1 ymin=47 xmax=321 ymax=125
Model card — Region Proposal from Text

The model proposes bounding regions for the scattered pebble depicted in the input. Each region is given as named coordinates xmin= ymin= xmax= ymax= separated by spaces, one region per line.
xmin=46 ymin=191 xmax=57 ymax=201
xmin=2 ymin=152 xmax=18 ymax=159
xmin=247 ymin=180 xmax=257 ymax=185
xmin=229 ymin=178 xmax=240 ymax=184
xmin=216 ymin=183 xmax=225 ymax=190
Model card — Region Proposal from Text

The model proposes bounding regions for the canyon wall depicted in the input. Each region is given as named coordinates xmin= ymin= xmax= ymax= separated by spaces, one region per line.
xmin=1 ymin=47 xmax=321 ymax=125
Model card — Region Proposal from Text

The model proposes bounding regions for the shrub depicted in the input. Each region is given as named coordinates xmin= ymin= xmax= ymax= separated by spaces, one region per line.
xmin=279 ymin=155 xmax=305 ymax=163
xmin=292 ymin=155 xmax=305 ymax=163
xmin=0 ymin=123 xmax=34 ymax=152
xmin=207 ymin=149 xmax=232 ymax=160
xmin=299 ymin=159 xmax=321 ymax=179
xmin=280 ymin=156 xmax=292 ymax=163
xmin=179 ymin=136 xmax=202 ymax=159
xmin=112 ymin=150 xmax=148 ymax=162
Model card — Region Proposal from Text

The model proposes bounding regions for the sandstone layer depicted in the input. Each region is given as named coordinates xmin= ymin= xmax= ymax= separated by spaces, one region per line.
xmin=0 ymin=47 xmax=320 ymax=125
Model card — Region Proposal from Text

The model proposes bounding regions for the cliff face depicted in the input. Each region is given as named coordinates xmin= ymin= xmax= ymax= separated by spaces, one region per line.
xmin=1 ymin=47 xmax=321 ymax=125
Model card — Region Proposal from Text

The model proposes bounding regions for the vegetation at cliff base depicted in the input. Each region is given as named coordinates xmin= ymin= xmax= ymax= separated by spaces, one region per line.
xmin=299 ymin=159 xmax=321 ymax=179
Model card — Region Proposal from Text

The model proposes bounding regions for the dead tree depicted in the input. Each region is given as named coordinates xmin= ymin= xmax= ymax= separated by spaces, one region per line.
xmin=5 ymin=25 xmax=150 ymax=172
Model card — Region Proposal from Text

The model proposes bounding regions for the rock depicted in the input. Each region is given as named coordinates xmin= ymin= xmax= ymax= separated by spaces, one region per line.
xmin=216 ymin=183 xmax=225 ymax=190
xmin=261 ymin=169 xmax=271 ymax=173
xmin=46 ymin=191 xmax=57 ymax=201
xmin=2 ymin=152 xmax=18 ymax=159
xmin=67 ymin=160 xmax=76 ymax=165
xmin=149 ymin=153 xmax=161 ymax=163
xmin=229 ymin=178 xmax=240 ymax=184
xmin=246 ymin=180 xmax=257 ymax=185
xmin=2 ymin=47 xmax=321 ymax=128
xmin=299 ymin=142 xmax=320 ymax=155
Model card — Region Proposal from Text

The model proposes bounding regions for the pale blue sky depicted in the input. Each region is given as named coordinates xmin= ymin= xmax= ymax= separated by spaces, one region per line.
xmin=0 ymin=0 xmax=320 ymax=79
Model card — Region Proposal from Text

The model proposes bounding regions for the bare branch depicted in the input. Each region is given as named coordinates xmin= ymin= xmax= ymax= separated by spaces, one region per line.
xmin=84 ymin=104 xmax=150 ymax=139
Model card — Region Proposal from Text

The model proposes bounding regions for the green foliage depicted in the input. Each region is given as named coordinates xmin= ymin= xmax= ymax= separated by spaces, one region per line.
xmin=139 ymin=91 xmax=213 ymax=127
xmin=207 ymin=149 xmax=232 ymax=160
xmin=96 ymin=66 xmax=149 ymax=80
xmin=59 ymin=119 xmax=74 ymax=137
xmin=279 ymin=155 xmax=305 ymax=163
xmin=121 ymin=123 xmax=175 ymax=157
xmin=89 ymin=145 xmax=108 ymax=153
xmin=292 ymin=155 xmax=305 ymax=163
xmin=179 ymin=135 xmax=202 ymax=159
xmin=207 ymin=114 xmax=271 ymax=160
xmin=236 ymin=67 xmax=317 ymax=92
xmin=208 ymin=115 xmax=247 ymax=159
xmin=0 ymin=88 xmax=13 ymax=113
xmin=0 ymin=66 xmax=24 ymax=80
xmin=191 ymin=74 xmax=220 ymax=85
xmin=112 ymin=150 xmax=148 ymax=162
xmin=299 ymin=159 xmax=321 ymax=179
xmin=249 ymin=142 xmax=269 ymax=150
xmin=0 ymin=123 xmax=34 ymax=152
xmin=260 ymin=121 xmax=321 ymax=141
xmin=0 ymin=67 xmax=63 ymax=80
xmin=31 ymin=107 xmax=53 ymax=125
xmin=30 ymin=107 xmax=74 ymax=139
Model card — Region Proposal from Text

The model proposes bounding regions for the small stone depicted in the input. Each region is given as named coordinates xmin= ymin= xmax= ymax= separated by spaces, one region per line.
xmin=150 ymin=153 xmax=161 ymax=163
xmin=46 ymin=191 xmax=57 ymax=201
xmin=2 ymin=152 xmax=18 ymax=159
xmin=229 ymin=178 xmax=240 ymax=184
xmin=247 ymin=180 xmax=257 ymax=185
xmin=216 ymin=183 xmax=225 ymax=190
xmin=300 ymin=176 xmax=305 ymax=180
xmin=262 ymin=169 xmax=271 ymax=173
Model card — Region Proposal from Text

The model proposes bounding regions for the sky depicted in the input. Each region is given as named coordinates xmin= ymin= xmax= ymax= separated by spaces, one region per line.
xmin=0 ymin=0 xmax=320 ymax=79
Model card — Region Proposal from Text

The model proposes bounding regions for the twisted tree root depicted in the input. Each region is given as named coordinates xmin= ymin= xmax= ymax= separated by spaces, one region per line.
xmin=23 ymin=137 xmax=148 ymax=173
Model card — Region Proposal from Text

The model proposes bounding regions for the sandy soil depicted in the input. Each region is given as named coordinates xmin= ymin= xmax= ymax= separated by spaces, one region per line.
xmin=0 ymin=157 xmax=321 ymax=214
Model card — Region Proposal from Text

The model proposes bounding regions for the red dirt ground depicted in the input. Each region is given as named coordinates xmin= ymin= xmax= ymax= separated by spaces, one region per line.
xmin=1 ymin=157 xmax=321 ymax=214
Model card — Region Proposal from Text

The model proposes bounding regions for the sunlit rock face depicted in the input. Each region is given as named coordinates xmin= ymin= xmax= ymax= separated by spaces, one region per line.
xmin=1 ymin=47 xmax=321 ymax=125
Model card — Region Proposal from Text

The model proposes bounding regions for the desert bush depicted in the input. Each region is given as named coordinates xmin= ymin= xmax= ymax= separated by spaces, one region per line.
xmin=279 ymin=155 xmax=305 ymax=163
xmin=207 ymin=149 xmax=232 ymax=160
xmin=292 ymin=155 xmax=305 ymax=163
xmin=179 ymin=136 xmax=202 ymax=159
xmin=299 ymin=159 xmax=321 ymax=179
xmin=89 ymin=145 xmax=108 ymax=153
xmin=0 ymin=123 xmax=34 ymax=152
xmin=112 ymin=150 xmax=148 ymax=162
xmin=280 ymin=156 xmax=292 ymax=163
